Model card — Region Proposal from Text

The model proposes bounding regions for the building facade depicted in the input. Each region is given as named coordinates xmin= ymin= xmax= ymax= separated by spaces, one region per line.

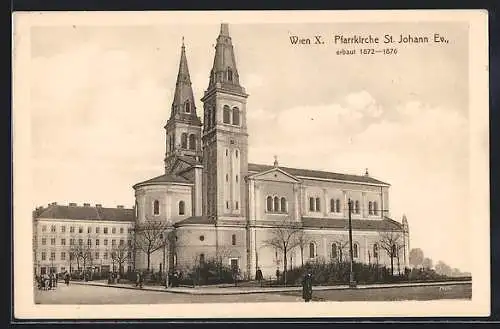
xmin=132 ymin=23 xmax=411 ymax=278
xmin=32 ymin=203 xmax=135 ymax=275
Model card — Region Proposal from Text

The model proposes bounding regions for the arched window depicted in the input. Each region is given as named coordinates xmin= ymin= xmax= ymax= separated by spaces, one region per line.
xmin=368 ymin=201 xmax=373 ymax=215
xmin=235 ymin=175 xmax=238 ymax=183
xmin=135 ymin=202 xmax=138 ymax=218
xmin=181 ymin=133 xmax=188 ymax=149
xmin=373 ymin=202 xmax=378 ymax=215
xmin=331 ymin=243 xmax=338 ymax=259
xmin=232 ymin=234 xmax=236 ymax=246
xmin=353 ymin=243 xmax=359 ymax=259
xmin=309 ymin=242 xmax=316 ymax=258
xmin=185 ymin=101 xmax=191 ymax=113
xmin=355 ymin=200 xmax=360 ymax=214
xmin=178 ymin=201 xmax=185 ymax=215
xmin=373 ymin=244 xmax=379 ymax=259
xmin=227 ymin=67 xmax=233 ymax=81
xmin=280 ymin=197 xmax=287 ymax=212
xmin=330 ymin=199 xmax=335 ymax=212
xmin=153 ymin=200 xmax=159 ymax=215
xmin=336 ymin=199 xmax=341 ymax=213
xmin=315 ymin=197 xmax=321 ymax=212
xmin=188 ymin=134 xmax=196 ymax=150
xmin=225 ymin=174 xmax=229 ymax=182
xmin=266 ymin=196 xmax=273 ymax=212
xmin=235 ymin=150 xmax=239 ymax=158
xmin=274 ymin=196 xmax=279 ymax=212
xmin=309 ymin=197 xmax=315 ymax=211
xmin=223 ymin=105 xmax=231 ymax=124
xmin=232 ymin=107 xmax=240 ymax=125
xmin=211 ymin=108 xmax=216 ymax=127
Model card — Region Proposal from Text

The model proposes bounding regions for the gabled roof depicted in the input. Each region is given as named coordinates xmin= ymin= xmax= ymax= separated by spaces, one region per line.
xmin=174 ymin=216 xmax=216 ymax=227
xmin=302 ymin=217 xmax=403 ymax=231
xmin=133 ymin=173 xmax=192 ymax=189
xmin=34 ymin=204 xmax=135 ymax=222
xmin=248 ymin=163 xmax=389 ymax=186
xmin=247 ymin=166 xmax=301 ymax=183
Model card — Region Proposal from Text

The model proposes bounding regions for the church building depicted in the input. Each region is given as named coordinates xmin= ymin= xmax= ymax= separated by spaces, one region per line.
xmin=132 ymin=23 xmax=410 ymax=279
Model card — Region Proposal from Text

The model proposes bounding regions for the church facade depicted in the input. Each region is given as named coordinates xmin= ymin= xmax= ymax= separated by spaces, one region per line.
xmin=132 ymin=23 xmax=410 ymax=279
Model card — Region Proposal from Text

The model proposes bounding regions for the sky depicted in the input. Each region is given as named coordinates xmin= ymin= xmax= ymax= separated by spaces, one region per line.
xmin=29 ymin=21 xmax=471 ymax=271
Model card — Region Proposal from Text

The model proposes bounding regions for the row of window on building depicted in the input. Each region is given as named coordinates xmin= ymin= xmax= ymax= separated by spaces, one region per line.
xmin=308 ymin=242 xmax=382 ymax=260
xmin=307 ymin=197 xmax=380 ymax=215
xmin=169 ymin=133 xmax=197 ymax=151
xmin=266 ymin=196 xmax=287 ymax=213
xmin=204 ymin=104 xmax=241 ymax=131
xmin=37 ymin=250 xmax=132 ymax=262
xmin=198 ymin=234 xmax=238 ymax=246
xmin=152 ymin=200 xmax=186 ymax=216
xmin=40 ymin=225 xmax=132 ymax=235
xmin=39 ymin=237 xmax=132 ymax=247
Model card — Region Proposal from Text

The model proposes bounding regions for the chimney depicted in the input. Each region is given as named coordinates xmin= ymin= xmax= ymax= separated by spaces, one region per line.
xmin=69 ymin=203 xmax=77 ymax=207
xmin=95 ymin=204 xmax=102 ymax=208
xmin=364 ymin=168 xmax=369 ymax=176
xmin=117 ymin=205 xmax=124 ymax=209
xmin=51 ymin=202 xmax=57 ymax=206
xmin=83 ymin=203 xmax=90 ymax=207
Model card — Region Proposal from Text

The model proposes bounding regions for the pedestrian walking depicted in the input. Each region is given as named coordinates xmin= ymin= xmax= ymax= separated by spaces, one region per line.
xmin=256 ymin=268 xmax=263 ymax=287
xmin=64 ymin=271 xmax=70 ymax=286
xmin=276 ymin=268 xmax=280 ymax=284
xmin=302 ymin=272 xmax=313 ymax=302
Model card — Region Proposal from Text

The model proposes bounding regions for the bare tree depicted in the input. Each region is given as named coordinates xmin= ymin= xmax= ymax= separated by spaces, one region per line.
xmin=134 ymin=220 xmax=168 ymax=271
xmin=111 ymin=243 xmax=132 ymax=274
xmin=422 ymin=257 xmax=433 ymax=270
xmin=263 ymin=217 xmax=302 ymax=286
xmin=409 ymin=248 xmax=424 ymax=269
xmin=333 ymin=238 xmax=350 ymax=263
xmin=295 ymin=230 xmax=309 ymax=267
xmin=378 ymin=230 xmax=404 ymax=276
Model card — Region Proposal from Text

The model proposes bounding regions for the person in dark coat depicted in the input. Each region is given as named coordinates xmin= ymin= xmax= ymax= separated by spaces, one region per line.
xmin=256 ymin=268 xmax=263 ymax=287
xmin=302 ymin=272 xmax=313 ymax=302
xmin=64 ymin=271 xmax=70 ymax=285
xmin=276 ymin=269 xmax=280 ymax=284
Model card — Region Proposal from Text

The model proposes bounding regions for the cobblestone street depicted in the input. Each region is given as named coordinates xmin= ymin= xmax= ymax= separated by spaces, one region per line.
xmin=33 ymin=281 xmax=471 ymax=304
xmin=34 ymin=283 xmax=304 ymax=304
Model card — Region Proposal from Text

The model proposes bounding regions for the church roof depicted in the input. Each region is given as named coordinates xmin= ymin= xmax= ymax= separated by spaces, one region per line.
xmin=174 ymin=216 xmax=216 ymax=227
xmin=34 ymin=204 xmax=134 ymax=222
xmin=204 ymin=23 xmax=246 ymax=96
xmin=247 ymin=163 xmax=389 ymax=186
xmin=302 ymin=217 xmax=403 ymax=231
xmin=168 ymin=40 xmax=202 ymax=126
xmin=133 ymin=173 xmax=192 ymax=188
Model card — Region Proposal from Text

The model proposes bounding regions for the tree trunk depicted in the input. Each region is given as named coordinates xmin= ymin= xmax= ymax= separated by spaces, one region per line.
xmin=147 ymin=252 xmax=151 ymax=271
xmin=283 ymin=249 xmax=287 ymax=287
xmin=300 ymin=246 xmax=304 ymax=267
xmin=390 ymin=255 xmax=394 ymax=277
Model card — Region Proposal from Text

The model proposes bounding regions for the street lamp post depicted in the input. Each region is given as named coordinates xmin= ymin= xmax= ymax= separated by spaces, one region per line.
xmin=348 ymin=199 xmax=357 ymax=288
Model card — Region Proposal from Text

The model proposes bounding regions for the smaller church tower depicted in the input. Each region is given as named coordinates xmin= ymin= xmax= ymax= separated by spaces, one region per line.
xmin=164 ymin=39 xmax=203 ymax=172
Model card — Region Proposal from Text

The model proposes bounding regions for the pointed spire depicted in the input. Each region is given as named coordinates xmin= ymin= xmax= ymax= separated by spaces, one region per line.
xmin=364 ymin=168 xmax=369 ymax=176
xmin=220 ymin=23 xmax=229 ymax=36
xmin=207 ymin=23 xmax=244 ymax=93
xmin=170 ymin=39 xmax=199 ymax=123
xmin=273 ymin=155 xmax=279 ymax=167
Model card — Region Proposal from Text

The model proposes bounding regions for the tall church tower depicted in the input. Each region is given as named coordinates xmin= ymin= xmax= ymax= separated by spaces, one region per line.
xmin=164 ymin=39 xmax=203 ymax=173
xmin=201 ymin=24 xmax=249 ymax=221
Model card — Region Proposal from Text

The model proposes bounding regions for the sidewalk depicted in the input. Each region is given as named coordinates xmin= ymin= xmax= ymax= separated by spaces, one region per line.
xmin=71 ymin=279 xmax=471 ymax=295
